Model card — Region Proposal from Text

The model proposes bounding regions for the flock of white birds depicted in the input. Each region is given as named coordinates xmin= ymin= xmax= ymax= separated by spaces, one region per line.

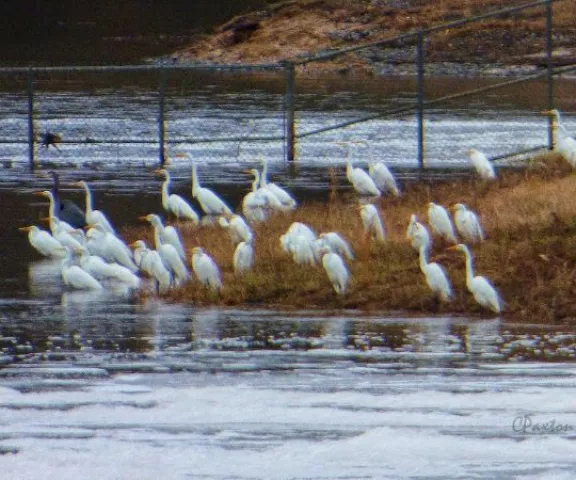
xmin=19 ymin=109 xmax=576 ymax=315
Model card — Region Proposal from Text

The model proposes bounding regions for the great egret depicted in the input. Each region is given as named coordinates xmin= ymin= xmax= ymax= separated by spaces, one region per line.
xmin=452 ymin=203 xmax=484 ymax=244
xmin=77 ymin=247 xmax=140 ymax=288
xmin=428 ymin=202 xmax=458 ymax=244
xmin=49 ymin=171 xmax=86 ymax=228
xmin=242 ymin=169 xmax=271 ymax=223
xmin=346 ymin=159 xmax=381 ymax=197
xmin=338 ymin=142 xmax=381 ymax=197
xmin=191 ymin=247 xmax=222 ymax=291
xmin=359 ymin=204 xmax=385 ymax=242
xmin=283 ymin=234 xmax=316 ymax=266
xmin=154 ymin=168 xmax=199 ymax=224
xmin=541 ymin=109 xmax=576 ymax=167
xmin=129 ymin=240 xmax=171 ymax=293
xmin=368 ymin=161 xmax=400 ymax=197
xmin=85 ymin=226 xmax=138 ymax=273
xmin=319 ymin=246 xmax=349 ymax=295
xmin=318 ymin=232 xmax=354 ymax=260
xmin=286 ymin=222 xmax=317 ymax=243
xmin=233 ymin=241 xmax=254 ymax=274
xmin=418 ymin=245 xmax=452 ymax=303
xmin=406 ymin=214 xmax=431 ymax=252
xmin=280 ymin=222 xmax=317 ymax=257
xmin=177 ymin=154 xmax=232 ymax=216
xmin=140 ymin=214 xmax=186 ymax=261
xmin=61 ymin=247 xmax=103 ymax=290
xmin=74 ymin=181 xmax=116 ymax=234
xmin=448 ymin=244 xmax=502 ymax=314
xmin=219 ymin=214 xmax=253 ymax=244
xmin=260 ymin=158 xmax=297 ymax=209
xmin=245 ymin=168 xmax=284 ymax=211
xmin=19 ymin=225 xmax=65 ymax=258
xmin=35 ymin=191 xmax=75 ymax=234
xmin=468 ymin=148 xmax=497 ymax=180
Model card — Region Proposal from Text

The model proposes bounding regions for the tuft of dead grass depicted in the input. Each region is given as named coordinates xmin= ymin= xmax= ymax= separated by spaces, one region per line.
xmin=120 ymin=153 xmax=576 ymax=323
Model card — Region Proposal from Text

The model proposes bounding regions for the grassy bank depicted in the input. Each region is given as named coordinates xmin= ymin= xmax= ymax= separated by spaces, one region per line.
xmin=122 ymin=154 xmax=576 ymax=323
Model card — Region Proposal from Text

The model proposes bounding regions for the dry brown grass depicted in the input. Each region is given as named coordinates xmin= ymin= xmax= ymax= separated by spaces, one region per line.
xmin=121 ymin=153 xmax=576 ymax=323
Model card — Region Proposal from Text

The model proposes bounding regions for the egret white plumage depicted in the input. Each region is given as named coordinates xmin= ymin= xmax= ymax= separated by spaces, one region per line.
xmin=85 ymin=226 xmax=138 ymax=272
xmin=368 ymin=161 xmax=400 ymax=197
xmin=280 ymin=222 xmax=317 ymax=256
xmin=176 ymin=154 xmax=232 ymax=216
xmin=542 ymin=109 xmax=576 ymax=167
xmin=154 ymin=168 xmax=199 ymax=224
xmin=19 ymin=225 xmax=65 ymax=258
xmin=318 ymin=232 xmax=354 ymax=260
xmin=346 ymin=158 xmax=381 ymax=197
xmin=139 ymin=215 xmax=190 ymax=285
xmin=219 ymin=214 xmax=254 ymax=244
xmin=245 ymin=168 xmax=284 ymax=210
xmin=418 ymin=245 xmax=452 ymax=303
xmin=61 ymin=247 xmax=103 ymax=290
xmin=191 ymin=247 xmax=222 ymax=291
xmin=452 ymin=203 xmax=484 ymax=244
xmin=35 ymin=191 xmax=76 ymax=235
xmin=233 ymin=241 xmax=254 ymax=274
xmin=284 ymin=234 xmax=316 ymax=266
xmin=77 ymin=247 xmax=140 ymax=288
xmin=319 ymin=246 xmax=349 ymax=295
xmin=130 ymin=240 xmax=171 ymax=293
xmin=260 ymin=158 xmax=297 ymax=209
xmin=242 ymin=168 xmax=271 ymax=223
xmin=286 ymin=222 xmax=317 ymax=243
xmin=359 ymin=204 xmax=386 ymax=242
xmin=74 ymin=181 xmax=116 ymax=234
xmin=406 ymin=214 xmax=431 ymax=252
xmin=140 ymin=214 xmax=186 ymax=260
xmin=428 ymin=202 xmax=458 ymax=244
xmin=468 ymin=148 xmax=496 ymax=180
xmin=448 ymin=244 xmax=502 ymax=314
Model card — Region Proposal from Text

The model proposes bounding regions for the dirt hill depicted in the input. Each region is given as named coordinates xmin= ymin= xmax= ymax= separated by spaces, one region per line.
xmin=172 ymin=0 xmax=576 ymax=75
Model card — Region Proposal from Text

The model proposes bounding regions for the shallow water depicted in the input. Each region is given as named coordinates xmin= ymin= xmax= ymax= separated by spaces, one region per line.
xmin=1 ymin=79 xmax=576 ymax=478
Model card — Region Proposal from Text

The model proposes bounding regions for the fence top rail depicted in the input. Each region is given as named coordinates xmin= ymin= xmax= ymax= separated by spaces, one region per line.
xmin=0 ymin=62 xmax=285 ymax=75
xmin=290 ymin=0 xmax=561 ymax=65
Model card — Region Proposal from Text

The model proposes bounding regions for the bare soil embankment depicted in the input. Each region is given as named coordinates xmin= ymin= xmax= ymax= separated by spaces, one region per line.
xmin=171 ymin=0 xmax=576 ymax=76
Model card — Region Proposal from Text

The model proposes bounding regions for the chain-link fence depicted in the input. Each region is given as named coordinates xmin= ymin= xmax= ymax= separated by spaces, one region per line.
xmin=0 ymin=0 xmax=573 ymax=170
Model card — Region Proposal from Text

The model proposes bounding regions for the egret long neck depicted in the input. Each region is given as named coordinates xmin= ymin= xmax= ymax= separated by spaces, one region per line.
xmin=463 ymin=247 xmax=475 ymax=287
xmin=83 ymin=184 xmax=94 ymax=216
xmin=192 ymin=162 xmax=199 ymax=196
xmin=418 ymin=246 xmax=428 ymax=272
xmin=252 ymin=172 xmax=260 ymax=192
xmin=151 ymin=220 xmax=163 ymax=250
xmin=261 ymin=161 xmax=269 ymax=187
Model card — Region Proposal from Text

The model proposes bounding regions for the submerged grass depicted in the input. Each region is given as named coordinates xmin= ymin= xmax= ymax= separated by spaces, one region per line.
xmin=122 ymin=154 xmax=576 ymax=323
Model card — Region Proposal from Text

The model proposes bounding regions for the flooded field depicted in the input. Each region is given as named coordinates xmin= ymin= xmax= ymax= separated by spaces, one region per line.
xmin=1 ymin=78 xmax=576 ymax=478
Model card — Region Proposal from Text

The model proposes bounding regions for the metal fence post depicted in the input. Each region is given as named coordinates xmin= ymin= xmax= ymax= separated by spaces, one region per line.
xmin=158 ymin=67 xmax=167 ymax=165
xmin=545 ymin=0 xmax=554 ymax=150
xmin=284 ymin=62 xmax=296 ymax=162
xmin=416 ymin=32 xmax=425 ymax=170
xmin=27 ymin=68 xmax=36 ymax=170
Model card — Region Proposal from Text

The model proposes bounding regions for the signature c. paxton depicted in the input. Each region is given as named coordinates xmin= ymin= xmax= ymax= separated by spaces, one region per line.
xmin=513 ymin=414 xmax=574 ymax=434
